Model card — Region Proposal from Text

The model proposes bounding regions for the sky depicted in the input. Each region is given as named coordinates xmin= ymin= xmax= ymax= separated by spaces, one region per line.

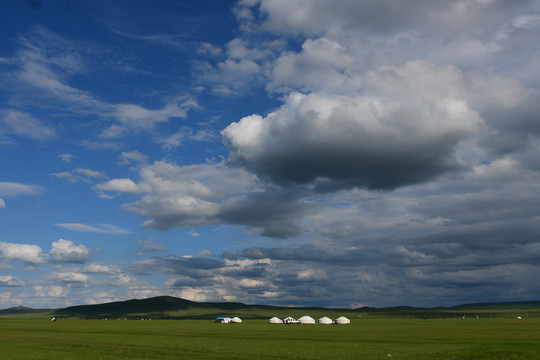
xmin=1 ymin=0 xmax=540 ymax=309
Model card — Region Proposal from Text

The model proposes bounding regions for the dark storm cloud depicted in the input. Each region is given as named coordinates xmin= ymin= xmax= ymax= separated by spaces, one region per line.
xmin=413 ymin=192 xmax=540 ymax=227
xmin=218 ymin=188 xmax=317 ymax=238
xmin=223 ymin=63 xmax=483 ymax=192
xmin=130 ymin=256 xmax=224 ymax=276
xmin=238 ymin=243 xmax=389 ymax=266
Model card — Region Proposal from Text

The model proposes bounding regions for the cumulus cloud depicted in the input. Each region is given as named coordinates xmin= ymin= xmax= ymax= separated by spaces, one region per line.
xmin=49 ymin=239 xmax=91 ymax=263
xmin=97 ymin=159 xmax=316 ymax=237
xmin=105 ymin=160 xmax=254 ymax=227
xmin=0 ymin=242 xmax=45 ymax=265
xmin=223 ymin=62 xmax=483 ymax=191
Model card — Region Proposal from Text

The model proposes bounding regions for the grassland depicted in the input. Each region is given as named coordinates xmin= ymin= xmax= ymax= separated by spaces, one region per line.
xmin=2 ymin=317 xmax=539 ymax=359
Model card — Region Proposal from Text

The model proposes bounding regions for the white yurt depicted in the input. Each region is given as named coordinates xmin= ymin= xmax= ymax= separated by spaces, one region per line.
xmin=318 ymin=316 xmax=333 ymax=325
xmin=269 ymin=316 xmax=283 ymax=324
xmin=298 ymin=315 xmax=316 ymax=324
xmin=231 ymin=317 xmax=243 ymax=323
xmin=335 ymin=316 xmax=350 ymax=325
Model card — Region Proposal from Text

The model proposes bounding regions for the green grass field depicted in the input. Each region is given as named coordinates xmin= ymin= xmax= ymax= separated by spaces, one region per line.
xmin=1 ymin=318 xmax=540 ymax=359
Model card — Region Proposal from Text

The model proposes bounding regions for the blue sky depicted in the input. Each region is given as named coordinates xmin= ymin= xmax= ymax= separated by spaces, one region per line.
xmin=1 ymin=0 xmax=540 ymax=309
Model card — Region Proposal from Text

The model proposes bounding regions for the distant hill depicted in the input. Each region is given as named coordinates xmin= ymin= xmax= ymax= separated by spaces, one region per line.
xmin=52 ymin=296 xmax=327 ymax=320
xmin=0 ymin=306 xmax=51 ymax=315
xmin=53 ymin=296 xmax=197 ymax=318
xmin=2 ymin=297 xmax=540 ymax=319
xmin=0 ymin=306 xmax=54 ymax=319
xmin=446 ymin=301 xmax=540 ymax=311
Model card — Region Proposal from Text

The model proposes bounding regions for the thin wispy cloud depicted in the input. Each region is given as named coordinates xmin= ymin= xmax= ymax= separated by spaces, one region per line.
xmin=55 ymin=223 xmax=131 ymax=235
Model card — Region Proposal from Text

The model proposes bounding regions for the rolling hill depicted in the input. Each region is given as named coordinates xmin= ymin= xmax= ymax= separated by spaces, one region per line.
xmin=2 ymin=296 xmax=540 ymax=319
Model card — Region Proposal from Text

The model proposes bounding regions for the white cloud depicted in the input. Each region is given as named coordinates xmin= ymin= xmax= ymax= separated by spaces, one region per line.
xmin=112 ymin=102 xmax=187 ymax=130
xmin=51 ymin=168 xmax=108 ymax=184
xmin=195 ymin=58 xmax=264 ymax=96
xmin=4 ymin=27 xmax=198 ymax=142
xmin=0 ymin=275 xmax=25 ymax=287
xmin=115 ymin=160 xmax=260 ymax=229
xmin=108 ymin=274 xmax=138 ymax=286
xmin=0 ymin=182 xmax=42 ymax=197
xmin=239 ymin=0 xmax=519 ymax=40
xmin=158 ymin=127 xmax=217 ymax=150
xmin=0 ymin=109 xmax=55 ymax=141
xmin=95 ymin=178 xmax=151 ymax=194
xmin=138 ymin=238 xmax=166 ymax=252
xmin=49 ymin=271 xmax=89 ymax=285
xmin=0 ymin=242 xmax=44 ymax=265
xmin=119 ymin=151 xmax=148 ymax=166
xmin=238 ymin=278 xmax=264 ymax=288
xmin=0 ymin=291 xmax=24 ymax=306
xmin=49 ymin=239 xmax=91 ymax=263
xmin=55 ymin=223 xmax=131 ymax=235
xmin=268 ymin=37 xmax=355 ymax=93
xmin=195 ymin=249 xmax=211 ymax=256
xmin=74 ymin=168 xmax=108 ymax=179
xmin=33 ymin=285 xmax=69 ymax=298
xmin=84 ymin=263 xmax=115 ymax=274
xmin=58 ymin=153 xmax=75 ymax=163
xmin=197 ymin=42 xmax=222 ymax=57
xmin=99 ymin=124 xmax=128 ymax=139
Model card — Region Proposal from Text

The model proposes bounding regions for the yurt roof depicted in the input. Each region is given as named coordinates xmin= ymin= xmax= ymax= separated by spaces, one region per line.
xmin=318 ymin=316 xmax=333 ymax=324
xmin=298 ymin=315 xmax=315 ymax=323
xmin=336 ymin=316 xmax=350 ymax=324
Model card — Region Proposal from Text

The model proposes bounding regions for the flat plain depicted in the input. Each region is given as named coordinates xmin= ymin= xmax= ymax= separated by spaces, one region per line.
xmin=1 ymin=318 xmax=539 ymax=359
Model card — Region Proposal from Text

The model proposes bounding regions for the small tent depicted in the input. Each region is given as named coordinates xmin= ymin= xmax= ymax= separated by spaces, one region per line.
xmin=335 ymin=316 xmax=350 ymax=324
xmin=268 ymin=317 xmax=283 ymax=324
xmin=318 ymin=316 xmax=333 ymax=325
xmin=298 ymin=315 xmax=315 ymax=324
xmin=231 ymin=316 xmax=243 ymax=323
